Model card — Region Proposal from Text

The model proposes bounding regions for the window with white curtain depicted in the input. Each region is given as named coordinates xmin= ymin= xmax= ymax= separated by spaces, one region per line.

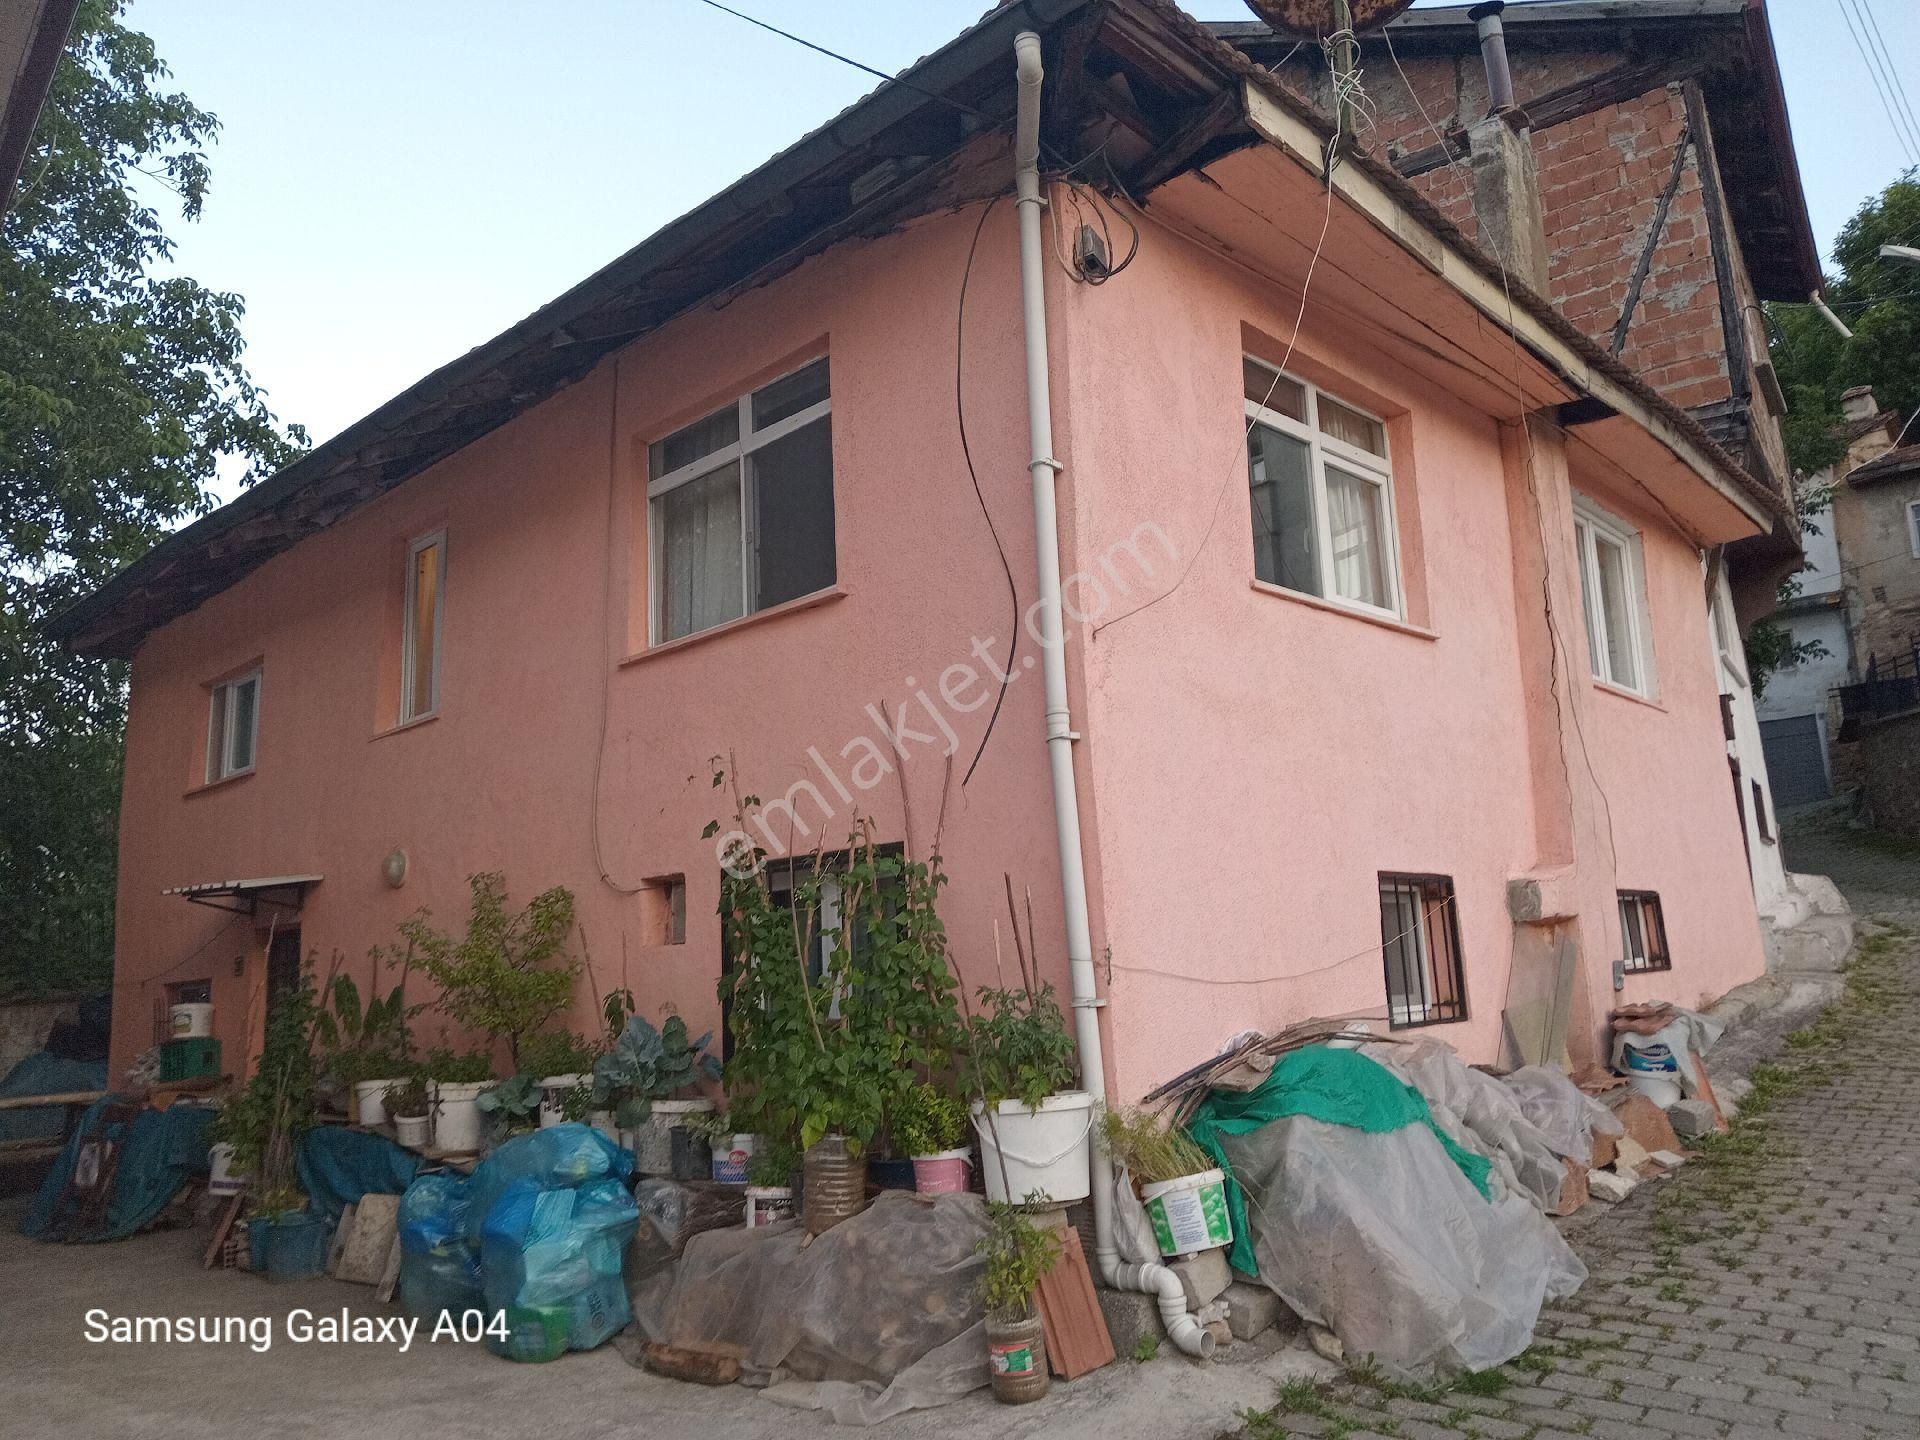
xmin=206 ymin=669 xmax=260 ymax=783
xmin=648 ymin=358 xmax=835 ymax=643
xmin=1243 ymin=357 xmax=1401 ymax=619
xmin=1572 ymin=497 xmax=1656 ymax=697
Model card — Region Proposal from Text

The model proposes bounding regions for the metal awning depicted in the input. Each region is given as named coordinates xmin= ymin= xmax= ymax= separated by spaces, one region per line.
xmin=161 ymin=874 xmax=322 ymax=917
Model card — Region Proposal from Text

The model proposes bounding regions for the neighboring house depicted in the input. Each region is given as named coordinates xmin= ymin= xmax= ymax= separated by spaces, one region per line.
xmin=1217 ymin=0 xmax=1826 ymax=966
xmin=0 ymin=0 xmax=78 ymax=212
xmin=54 ymin=0 xmax=1793 ymax=1102
xmin=1835 ymin=442 xmax=1920 ymax=683
xmin=1755 ymin=387 xmax=1897 ymax=808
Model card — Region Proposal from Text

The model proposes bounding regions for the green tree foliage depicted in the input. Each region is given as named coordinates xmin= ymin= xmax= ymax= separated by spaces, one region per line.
xmin=0 ymin=1 xmax=305 ymax=997
xmin=1768 ymin=173 xmax=1920 ymax=476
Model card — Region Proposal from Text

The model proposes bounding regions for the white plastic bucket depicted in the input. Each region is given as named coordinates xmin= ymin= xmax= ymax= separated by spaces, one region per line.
xmin=631 ymin=1097 xmax=715 ymax=1177
xmin=744 ymin=1185 xmax=794 ymax=1228
xmin=972 ymin=1092 xmax=1094 ymax=1204
xmin=1626 ymin=1073 xmax=1684 ymax=1108
xmin=433 ymin=1081 xmax=488 ymax=1154
xmin=911 ymin=1148 xmax=972 ymax=1195
xmin=1141 ymin=1168 xmax=1233 ymax=1257
xmin=537 ymin=1075 xmax=586 ymax=1129
xmin=208 ymin=1142 xmax=248 ymax=1196
xmin=394 ymin=1112 xmax=431 ymax=1148
xmin=356 ymin=1079 xmax=404 ymax=1129
xmin=170 ymin=1003 xmax=213 ymax=1038
xmin=712 ymin=1133 xmax=755 ymax=1184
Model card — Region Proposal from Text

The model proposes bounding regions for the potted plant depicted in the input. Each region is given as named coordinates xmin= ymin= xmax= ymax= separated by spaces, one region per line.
xmin=313 ymin=966 xmax=413 ymax=1124
xmin=966 ymin=981 xmax=1089 ymax=1204
xmin=893 ymin=1082 xmax=972 ymax=1194
xmin=421 ymin=1049 xmax=493 ymax=1152
xmin=713 ymin=805 xmax=966 ymax=1235
xmin=387 ymin=1073 xmax=433 ymax=1149
xmin=476 ymin=1073 xmax=543 ymax=1142
xmin=743 ymin=1140 xmax=797 ymax=1227
xmin=977 ymin=1201 xmax=1063 ymax=1405
xmin=400 ymin=872 xmax=581 ymax=1070
xmin=686 ymin=1108 xmax=754 ymax=1183
xmin=1100 ymin=1106 xmax=1232 ymax=1259
xmin=590 ymin=1014 xmax=720 ymax=1177
xmin=518 ymin=1030 xmax=601 ymax=1128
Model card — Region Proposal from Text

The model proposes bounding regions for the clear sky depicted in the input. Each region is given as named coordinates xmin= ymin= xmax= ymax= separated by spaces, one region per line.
xmin=120 ymin=0 xmax=1919 ymax=474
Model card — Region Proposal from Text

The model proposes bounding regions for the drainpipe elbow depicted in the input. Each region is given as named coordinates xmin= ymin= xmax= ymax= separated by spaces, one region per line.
xmin=1099 ymin=1252 xmax=1218 ymax=1359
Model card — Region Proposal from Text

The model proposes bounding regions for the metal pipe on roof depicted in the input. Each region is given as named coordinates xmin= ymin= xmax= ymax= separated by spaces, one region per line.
xmin=1468 ymin=1 xmax=1516 ymax=114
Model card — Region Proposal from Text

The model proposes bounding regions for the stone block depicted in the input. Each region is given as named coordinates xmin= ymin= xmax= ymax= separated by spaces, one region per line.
xmin=1095 ymin=1287 xmax=1163 ymax=1358
xmin=1223 ymin=1280 xmax=1288 ymax=1341
xmin=1170 ymin=1247 xmax=1232 ymax=1309
xmin=1589 ymin=1168 xmax=1637 ymax=1203
xmin=1668 ymin=1099 xmax=1719 ymax=1140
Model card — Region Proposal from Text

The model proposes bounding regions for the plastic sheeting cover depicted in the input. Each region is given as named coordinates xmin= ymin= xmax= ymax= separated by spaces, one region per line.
xmin=631 ymin=1191 xmax=990 ymax=1426
xmin=1504 ymin=1065 xmax=1622 ymax=1165
xmin=1362 ymin=1040 xmax=1566 ymax=1214
xmin=1222 ymin=1113 xmax=1585 ymax=1381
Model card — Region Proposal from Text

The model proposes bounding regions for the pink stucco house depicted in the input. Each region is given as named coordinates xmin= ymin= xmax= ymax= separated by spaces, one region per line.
xmin=55 ymin=0 xmax=1796 ymax=1104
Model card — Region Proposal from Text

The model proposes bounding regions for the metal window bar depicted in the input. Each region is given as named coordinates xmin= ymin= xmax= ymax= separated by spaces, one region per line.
xmin=1377 ymin=873 xmax=1467 ymax=1028
xmin=1618 ymin=890 xmax=1671 ymax=973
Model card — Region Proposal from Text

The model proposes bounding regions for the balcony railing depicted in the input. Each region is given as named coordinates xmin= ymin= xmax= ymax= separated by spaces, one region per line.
xmin=1835 ymin=638 xmax=1920 ymax=735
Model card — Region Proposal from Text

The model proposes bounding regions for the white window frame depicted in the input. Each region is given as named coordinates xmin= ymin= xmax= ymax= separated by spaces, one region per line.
xmin=1242 ymin=356 xmax=1403 ymax=620
xmin=1572 ymin=496 xmax=1657 ymax=699
xmin=1907 ymin=500 xmax=1920 ymax=559
xmin=400 ymin=529 xmax=446 ymax=724
xmin=206 ymin=669 xmax=261 ymax=783
xmin=647 ymin=357 xmax=833 ymax=645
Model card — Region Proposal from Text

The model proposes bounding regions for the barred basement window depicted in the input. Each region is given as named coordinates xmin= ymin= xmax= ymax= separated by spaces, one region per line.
xmin=1618 ymin=891 xmax=1671 ymax=973
xmin=1378 ymin=873 xmax=1467 ymax=1028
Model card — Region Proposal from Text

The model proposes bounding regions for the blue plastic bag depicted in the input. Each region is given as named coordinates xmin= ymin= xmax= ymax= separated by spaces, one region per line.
xmin=399 ymin=1172 xmax=471 ymax=1255
xmin=477 ymin=1171 xmax=639 ymax=1357
xmin=461 ymin=1124 xmax=632 ymax=1246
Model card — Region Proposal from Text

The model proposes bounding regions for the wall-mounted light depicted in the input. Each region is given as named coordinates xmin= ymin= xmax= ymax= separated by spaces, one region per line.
xmin=382 ymin=848 xmax=409 ymax=889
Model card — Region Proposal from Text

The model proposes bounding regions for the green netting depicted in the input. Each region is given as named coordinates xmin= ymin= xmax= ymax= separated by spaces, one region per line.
xmin=1185 ymin=1044 xmax=1494 ymax=1275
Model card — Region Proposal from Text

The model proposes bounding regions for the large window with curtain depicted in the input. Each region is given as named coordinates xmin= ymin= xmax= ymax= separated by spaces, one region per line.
xmin=648 ymin=357 xmax=835 ymax=644
xmin=1243 ymin=356 xmax=1402 ymax=619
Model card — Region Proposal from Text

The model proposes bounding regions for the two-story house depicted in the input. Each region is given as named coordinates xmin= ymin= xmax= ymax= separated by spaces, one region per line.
xmin=55 ymin=0 xmax=1792 ymax=1135
xmin=1216 ymin=0 xmax=1831 ymax=976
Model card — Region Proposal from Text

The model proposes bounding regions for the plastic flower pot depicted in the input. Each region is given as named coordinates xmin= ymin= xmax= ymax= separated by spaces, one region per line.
xmin=536 ymin=1075 xmax=586 ymax=1129
xmin=1141 ymin=1167 xmax=1233 ymax=1258
xmin=208 ymin=1142 xmax=248 ymax=1197
xmin=629 ymin=1098 xmax=715 ymax=1177
xmin=355 ymin=1078 xmax=404 ymax=1128
xmin=910 ymin=1148 xmax=973 ymax=1195
xmin=710 ymin=1133 xmax=755 ymax=1184
xmin=433 ymin=1081 xmax=488 ymax=1153
xmin=971 ymin=1092 xmax=1094 ymax=1204
xmin=393 ymin=1111 xmax=432 ymax=1148
xmin=985 ymin=1309 xmax=1049 ymax=1404
xmin=802 ymin=1133 xmax=867 ymax=1234
xmin=743 ymin=1185 xmax=794 ymax=1228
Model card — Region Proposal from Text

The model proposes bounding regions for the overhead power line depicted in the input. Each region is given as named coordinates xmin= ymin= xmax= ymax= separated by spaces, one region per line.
xmin=1859 ymin=0 xmax=1920 ymax=158
xmin=1838 ymin=0 xmax=1919 ymax=166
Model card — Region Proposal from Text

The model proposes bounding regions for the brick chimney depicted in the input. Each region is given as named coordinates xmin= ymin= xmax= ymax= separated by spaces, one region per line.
xmin=1464 ymin=2 xmax=1551 ymax=292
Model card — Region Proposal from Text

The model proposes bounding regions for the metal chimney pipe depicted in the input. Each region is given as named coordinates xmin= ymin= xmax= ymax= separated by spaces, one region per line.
xmin=1468 ymin=1 xmax=1516 ymax=114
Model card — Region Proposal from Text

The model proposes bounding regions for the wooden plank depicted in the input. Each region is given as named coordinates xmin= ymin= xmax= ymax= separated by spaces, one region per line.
xmin=0 ymin=1089 xmax=105 ymax=1111
xmin=203 ymin=1194 xmax=245 ymax=1270
xmin=1035 ymin=1226 xmax=1115 ymax=1380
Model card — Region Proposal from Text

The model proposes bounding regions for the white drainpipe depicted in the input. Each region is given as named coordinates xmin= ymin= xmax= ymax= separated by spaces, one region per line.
xmin=1011 ymin=29 xmax=1214 ymax=1361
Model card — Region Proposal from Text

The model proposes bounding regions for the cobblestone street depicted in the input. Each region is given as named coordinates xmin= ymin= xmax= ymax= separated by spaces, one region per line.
xmin=1231 ymin=827 xmax=1920 ymax=1440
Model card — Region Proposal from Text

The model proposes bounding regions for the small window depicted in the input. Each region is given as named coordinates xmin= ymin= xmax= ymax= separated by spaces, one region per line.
xmin=1752 ymin=780 xmax=1773 ymax=844
xmin=1908 ymin=501 xmax=1920 ymax=559
xmin=1618 ymin=891 xmax=1671 ymax=973
xmin=1573 ymin=499 xmax=1655 ymax=696
xmin=206 ymin=670 xmax=261 ymax=782
xmin=1378 ymin=873 xmax=1467 ymax=1028
xmin=649 ymin=357 xmax=835 ymax=643
xmin=401 ymin=530 xmax=445 ymax=723
xmin=1244 ymin=357 xmax=1401 ymax=618
xmin=643 ymin=876 xmax=687 ymax=946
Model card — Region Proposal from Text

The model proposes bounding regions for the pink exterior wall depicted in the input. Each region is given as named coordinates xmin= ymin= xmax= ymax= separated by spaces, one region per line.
xmin=1043 ymin=216 xmax=1764 ymax=1102
xmin=111 ymin=207 xmax=1073 ymax=1083
xmin=108 ymin=173 xmax=1767 ymax=1103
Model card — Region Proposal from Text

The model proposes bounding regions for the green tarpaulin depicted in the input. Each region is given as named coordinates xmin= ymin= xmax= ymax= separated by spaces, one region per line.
xmin=1185 ymin=1044 xmax=1494 ymax=1275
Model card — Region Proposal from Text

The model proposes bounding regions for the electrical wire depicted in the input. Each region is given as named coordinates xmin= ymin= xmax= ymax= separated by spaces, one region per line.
xmin=1858 ymin=0 xmax=1920 ymax=162
xmin=123 ymin=914 xmax=246 ymax=990
xmin=955 ymin=197 xmax=1019 ymax=788
xmin=1839 ymin=0 xmax=1919 ymax=166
